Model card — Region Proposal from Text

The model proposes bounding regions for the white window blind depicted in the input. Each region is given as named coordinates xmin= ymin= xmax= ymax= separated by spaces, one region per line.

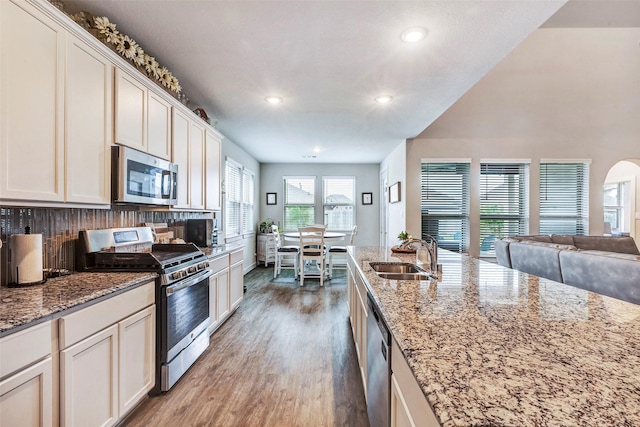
xmin=323 ymin=177 xmax=355 ymax=230
xmin=539 ymin=162 xmax=589 ymax=235
xmin=225 ymin=159 xmax=242 ymax=237
xmin=480 ymin=163 xmax=529 ymax=256
xmin=283 ymin=176 xmax=315 ymax=230
xmin=420 ymin=163 xmax=470 ymax=253
xmin=242 ymin=169 xmax=255 ymax=234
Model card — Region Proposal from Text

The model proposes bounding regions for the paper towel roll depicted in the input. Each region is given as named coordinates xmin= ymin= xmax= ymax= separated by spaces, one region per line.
xmin=11 ymin=234 xmax=43 ymax=285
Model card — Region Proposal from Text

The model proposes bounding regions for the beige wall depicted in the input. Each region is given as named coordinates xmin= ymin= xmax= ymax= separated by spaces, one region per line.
xmin=403 ymin=27 xmax=640 ymax=257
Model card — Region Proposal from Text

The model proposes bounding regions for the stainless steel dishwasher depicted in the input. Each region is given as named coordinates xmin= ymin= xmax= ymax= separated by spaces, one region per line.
xmin=367 ymin=292 xmax=391 ymax=427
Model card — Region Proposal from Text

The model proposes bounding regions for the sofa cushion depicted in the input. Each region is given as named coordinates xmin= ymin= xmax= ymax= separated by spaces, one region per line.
xmin=559 ymin=250 xmax=640 ymax=305
xmin=572 ymin=236 xmax=640 ymax=255
xmin=519 ymin=240 xmax=577 ymax=251
xmin=509 ymin=241 xmax=564 ymax=283
xmin=494 ymin=239 xmax=512 ymax=268
xmin=511 ymin=235 xmax=553 ymax=243
xmin=551 ymin=234 xmax=575 ymax=245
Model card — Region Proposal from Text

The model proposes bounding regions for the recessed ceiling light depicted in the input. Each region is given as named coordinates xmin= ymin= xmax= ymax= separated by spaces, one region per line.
xmin=265 ymin=96 xmax=283 ymax=104
xmin=375 ymin=95 xmax=393 ymax=104
xmin=401 ymin=27 xmax=427 ymax=43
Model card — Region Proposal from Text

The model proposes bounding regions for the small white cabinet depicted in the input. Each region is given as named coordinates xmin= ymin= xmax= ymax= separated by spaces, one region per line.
xmin=257 ymin=234 xmax=277 ymax=267
xmin=172 ymin=108 xmax=191 ymax=209
xmin=115 ymin=68 xmax=172 ymax=160
xmin=347 ymin=253 xmax=368 ymax=401
xmin=0 ymin=321 xmax=54 ymax=427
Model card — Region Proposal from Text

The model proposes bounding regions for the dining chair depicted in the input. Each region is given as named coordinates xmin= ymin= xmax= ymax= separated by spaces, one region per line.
xmin=328 ymin=225 xmax=357 ymax=279
xmin=298 ymin=225 xmax=326 ymax=287
xmin=272 ymin=225 xmax=300 ymax=279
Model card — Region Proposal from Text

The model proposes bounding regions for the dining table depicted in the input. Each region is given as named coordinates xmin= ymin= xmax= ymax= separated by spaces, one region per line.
xmin=282 ymin=231 xmax=347 ymax=242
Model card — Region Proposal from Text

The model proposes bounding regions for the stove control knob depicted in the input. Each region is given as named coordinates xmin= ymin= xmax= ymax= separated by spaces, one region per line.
xmin=170 ymin=272 xmax=180 ymax=281
xmin=188 ymin=266 xmax=197 ymax=274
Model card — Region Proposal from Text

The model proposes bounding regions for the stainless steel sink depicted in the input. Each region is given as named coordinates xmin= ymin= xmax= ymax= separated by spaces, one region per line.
xmin=375 ymin=272 xmax=433 ymax=281
xmin=369 ymin=262 xmax=434 ymax=281
xmin=369 ymin=262 xmax=421 ymax=273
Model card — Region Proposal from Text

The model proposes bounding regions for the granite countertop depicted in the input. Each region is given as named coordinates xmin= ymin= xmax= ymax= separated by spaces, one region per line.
xmin=201 ymin=241 xmax=245 ymax=259
xmin=350 ymin=246 xmax=640 ymax=426
xmin=0 ymin=272 xmax=157 ymax=337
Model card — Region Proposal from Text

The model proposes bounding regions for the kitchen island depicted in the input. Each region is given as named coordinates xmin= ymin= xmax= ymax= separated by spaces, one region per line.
xmin=349 ymin=246 xmax=640 ymax=426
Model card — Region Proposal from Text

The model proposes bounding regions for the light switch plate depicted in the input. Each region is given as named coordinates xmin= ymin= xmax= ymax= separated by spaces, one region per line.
xmin=635 ymin=212 xmax=640 ymax=220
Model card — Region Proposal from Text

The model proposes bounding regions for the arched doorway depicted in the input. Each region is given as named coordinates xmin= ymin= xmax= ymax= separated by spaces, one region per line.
xmin=603 ymin=159 xmax=640 ymax=244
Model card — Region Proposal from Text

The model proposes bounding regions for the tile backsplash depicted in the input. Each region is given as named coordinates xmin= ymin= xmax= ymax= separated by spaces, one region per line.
xmin=0 ymin=206 xmax=213 ymax=286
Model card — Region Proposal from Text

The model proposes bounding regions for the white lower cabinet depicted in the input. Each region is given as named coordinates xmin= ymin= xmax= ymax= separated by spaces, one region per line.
xmin=390 ymin=340 xmax=440 ymax=427
xmin=229 ymin=249 xmax=244 ymax=310
xmin=60 ymin=324 xmax=119 ymax=427
xmin=208 ymin=248 xmax=244 ymax=335
xmin=118 ymin=306 xmax=155 ymax=417
xmin=58 ymin=281 xmax=155 ymax=427
xmin=0 ymin=319 xmax=54 ymax=427
xmin=208 ymin=254 xmax=230 ymax=334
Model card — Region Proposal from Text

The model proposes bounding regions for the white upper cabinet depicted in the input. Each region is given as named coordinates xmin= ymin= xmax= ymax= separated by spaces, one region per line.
xmin=65 ymin=34 xmax=113 ymax=205
xmin=115 ymin=68 xmax=148 ymax=153
xmin=147 ymin=90 xmax=172 ymax=160
xmin=0 ymin=0 xmax=112 ymax=206
xmin=205 ymin=129 xmax=222 ymax=211
xmin=0 ymin=0 xmax=65 ymax=202
xmin=115 ymin=68 xmax=172 ymax=160
xmin=172 ymin=108 xmax=191 ymax=209
xmin=189 ymin=121 xmax=206 ymax=210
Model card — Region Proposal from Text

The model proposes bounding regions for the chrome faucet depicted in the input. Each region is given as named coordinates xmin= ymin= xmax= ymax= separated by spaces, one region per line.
xmin=402 ymin=236 xmax=438 ymax=272
xmin=420 ymin=235 xmax=439 ymax=272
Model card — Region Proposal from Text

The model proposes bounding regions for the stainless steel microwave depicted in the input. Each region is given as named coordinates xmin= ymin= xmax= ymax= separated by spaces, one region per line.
xmin=112 ymin=145 xmax=178 ymax=206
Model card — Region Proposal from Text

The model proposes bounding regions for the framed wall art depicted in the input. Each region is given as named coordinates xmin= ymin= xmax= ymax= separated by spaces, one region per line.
xmin=266 ymin=192 xmax=277 ymax=205
xmin=362 ymin=192 xmax=373 ymax=205
xmin=389 ymin=182 xmax=401 ymax=204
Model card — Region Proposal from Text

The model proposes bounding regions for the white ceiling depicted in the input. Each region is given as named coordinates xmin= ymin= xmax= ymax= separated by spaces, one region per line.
xmin=64 ymin=0 xmax=568 ymax=164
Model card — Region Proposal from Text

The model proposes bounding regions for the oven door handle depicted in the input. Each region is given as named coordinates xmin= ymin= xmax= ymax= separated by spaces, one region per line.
xmin=165 ymin=269 xmax=213 ymax=295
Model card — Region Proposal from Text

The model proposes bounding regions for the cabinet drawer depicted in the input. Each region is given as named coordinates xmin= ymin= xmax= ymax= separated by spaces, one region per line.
xmin=230 ymin=248 xmax=243 ymax=265
xmin=59 ymin=281 xmax=154 ymax=350
xmin=0 ymin=321 xmax=52 ymax=379
xmin=208 ymin=255 xmax=229 ymax=274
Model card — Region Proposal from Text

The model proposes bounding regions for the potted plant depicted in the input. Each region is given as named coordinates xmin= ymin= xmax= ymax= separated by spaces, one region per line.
xmin=259 ymin=218 xmax=275 ymax=234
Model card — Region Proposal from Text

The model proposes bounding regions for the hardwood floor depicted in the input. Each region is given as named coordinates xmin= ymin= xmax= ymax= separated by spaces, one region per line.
xmin=122 ymin=267 xmax=369 ymax=427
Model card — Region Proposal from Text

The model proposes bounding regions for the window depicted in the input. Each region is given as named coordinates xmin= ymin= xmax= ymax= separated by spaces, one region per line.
xmin=480 ymin=163 xmax=529 ymax=256
xmin=283 ymin=176 xmax=315 ymax=230
xmin=603 ymin=181 xmax=628 ymax=234
xmin=242 ymin=169 xmax=255 ymax=234
xmin=225 ymin=159 xmax=242 ymax=237
xmin=420 ymin=162 xmax=470 ymax=253
xmin=225 ymin=158 xmax=255 ymax=238
xmin=323 ymin=177 xmax=355 ymax=230
xmin=539 ymin=162 xmax=589 ymax=235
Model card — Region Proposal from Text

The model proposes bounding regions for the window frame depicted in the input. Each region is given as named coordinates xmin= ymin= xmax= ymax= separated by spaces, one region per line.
xmin=283 ymin=176 xmax=316 ymax=230
xmin=539 ymin=160 xmax=590 ymax=236
xmin=322 ymin=176 xmax=356 ymax=231
xmin=225 ymin=157 xmax=255 ymax=240
xmin=420 ymin=160 xmax=471 ymax=254
xmin=479 ymin=161 xmax=530 ymax=257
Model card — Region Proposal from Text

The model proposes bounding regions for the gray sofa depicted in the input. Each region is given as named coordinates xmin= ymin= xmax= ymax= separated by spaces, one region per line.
xmin=495 ymin=235 xmax=640 ymax=305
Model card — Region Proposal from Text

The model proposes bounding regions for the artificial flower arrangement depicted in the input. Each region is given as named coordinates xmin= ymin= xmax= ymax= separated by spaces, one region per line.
xmin=69 ymin=11 xmax=181 ymax=94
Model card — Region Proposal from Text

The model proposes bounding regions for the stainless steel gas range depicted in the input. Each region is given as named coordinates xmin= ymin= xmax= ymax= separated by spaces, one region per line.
xmin=77 ymin=227 xmax=212 ymax=394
